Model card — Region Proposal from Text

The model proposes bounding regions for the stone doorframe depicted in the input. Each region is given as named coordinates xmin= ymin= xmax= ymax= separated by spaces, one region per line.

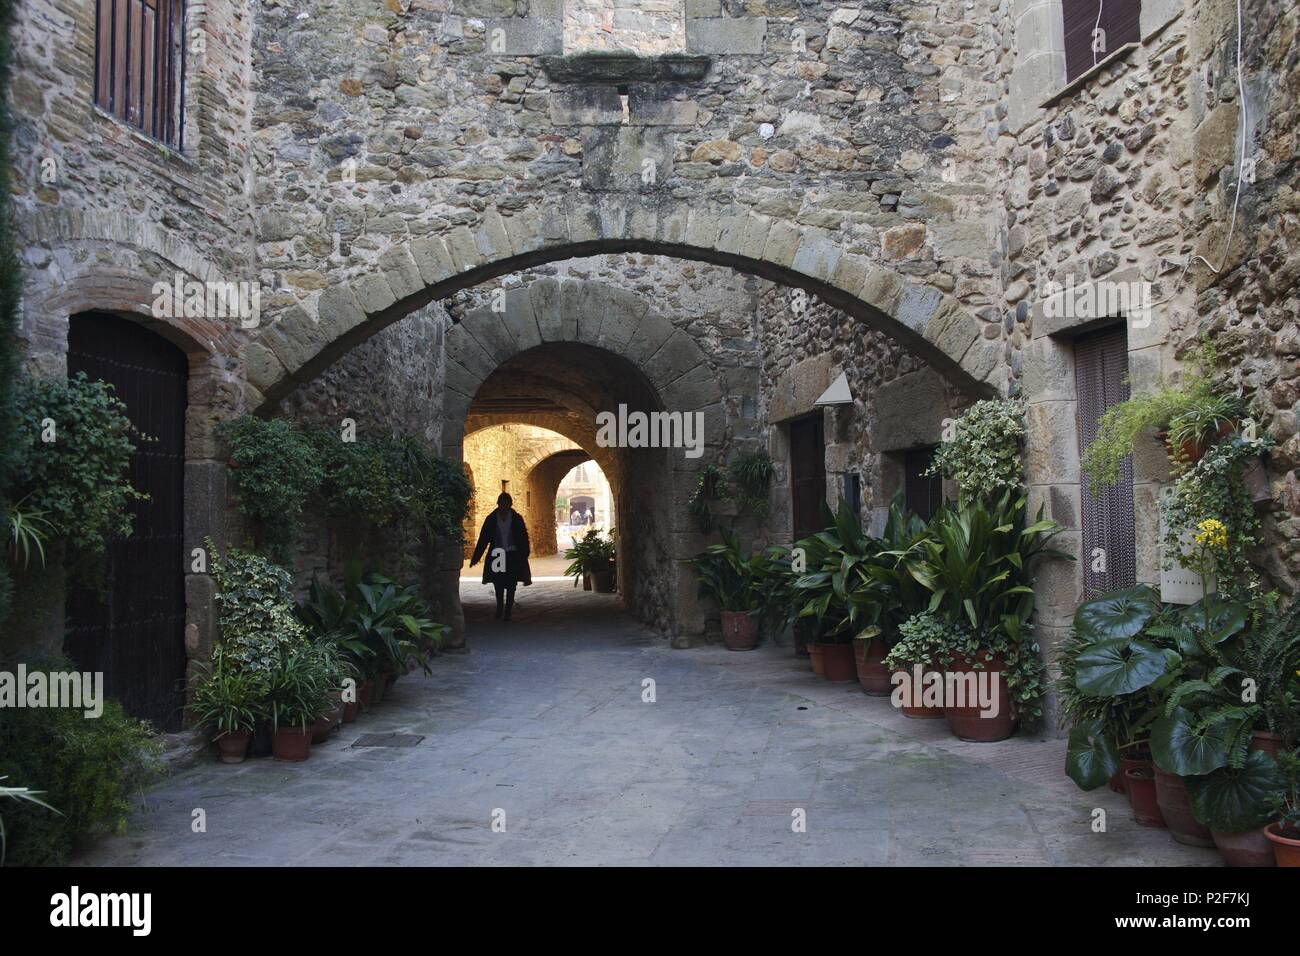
xmin=1025 ymin=266 xmax=1172 ymax=728
xmin=13 ymin=257 xmax=239 ymax=698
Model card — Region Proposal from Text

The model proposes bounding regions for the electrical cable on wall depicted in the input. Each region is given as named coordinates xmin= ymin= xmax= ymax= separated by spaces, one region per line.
xmin=1148 ymin=0 xmax=1249 ymax=308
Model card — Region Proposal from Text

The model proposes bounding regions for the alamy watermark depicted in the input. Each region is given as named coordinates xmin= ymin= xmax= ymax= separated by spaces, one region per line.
xmin=151 ymin=274 xmax=261 ymax=328
xmin=891 ymin=664 xmax=1002 ymax=718
xmin=1041 ymin=276 xmax=1152 ymax=330
xmin=0 ymin=665 xmax=104 ymax=718
xmin=595 ymin=403 xmax=705 ymax=459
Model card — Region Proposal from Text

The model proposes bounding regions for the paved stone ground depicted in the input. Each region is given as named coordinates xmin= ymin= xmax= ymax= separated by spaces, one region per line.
xmin=80 ymin=580 xmax=1218 ymax=866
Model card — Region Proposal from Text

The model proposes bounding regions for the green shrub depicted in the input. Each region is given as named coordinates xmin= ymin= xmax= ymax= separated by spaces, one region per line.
xmin=0 ymin=662 xmax=163 ymax=866
xmin=9 ymin=373 xmax=145 ymax=556
xmin=209 ymin=538 xmax=307 ymax=672
xmin=218 ymin=415 xmax=323 ymax=562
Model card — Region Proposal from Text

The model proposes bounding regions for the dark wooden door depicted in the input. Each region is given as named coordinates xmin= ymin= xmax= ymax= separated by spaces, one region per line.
xmin=1075 ymin=325 xmax=1136 ymax=598
xmin=66 ymin=313 xmax=189 ymax=730
xmin=789 ymin=414 xmax=826 ymax=541
xmin=903 ymin=446 xmax=942 ymax=522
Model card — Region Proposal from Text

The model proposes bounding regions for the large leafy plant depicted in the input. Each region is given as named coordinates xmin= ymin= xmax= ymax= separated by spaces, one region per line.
xmin=689 ymin=529 xmax=764 ymax=614
xmin=297 ymin=563 xmax=446 ymax=679
xmin=791 ymin=500 xmax=894 ymax=645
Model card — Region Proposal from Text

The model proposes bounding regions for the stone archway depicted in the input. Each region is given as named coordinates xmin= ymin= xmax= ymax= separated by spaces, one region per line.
xmin=525 ymin=448 xmax=593 ymax=556
xmin=242 ymin=202 xmax=1005 ymax=413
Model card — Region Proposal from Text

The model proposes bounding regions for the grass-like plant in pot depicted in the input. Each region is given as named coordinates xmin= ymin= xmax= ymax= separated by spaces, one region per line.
xmin=689 ymin=529 xmax=765 ymax=651
xmin=1081 ymin=340 xmax=1238 ymax=493
xmin=190 ymin=646 xmax=268 ymax=764
xmin=264 ymin=646 xmax=334 ymax=762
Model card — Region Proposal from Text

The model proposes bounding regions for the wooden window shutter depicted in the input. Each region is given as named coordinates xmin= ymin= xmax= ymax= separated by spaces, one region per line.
xmin=1075 ymin=326 xmax=1136 ymax=598
xmin=1062 ymin=0 xmax=1142 ymax=84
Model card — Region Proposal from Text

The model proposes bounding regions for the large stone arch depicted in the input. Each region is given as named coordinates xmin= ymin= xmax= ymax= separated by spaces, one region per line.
xmin=242 ymin=198 xmax=1005 ymax=412
xmin=436 ymin=278 xmax=721 ymax=639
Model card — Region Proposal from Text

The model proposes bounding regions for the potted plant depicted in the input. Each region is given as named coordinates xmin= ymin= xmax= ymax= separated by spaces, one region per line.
xmin=265 ymin=646 xmax=333 ymax=762
xmin=564 ymin=528 xmax=616 ymax=593
xmin=1124 ymin=767 xmax=1165 ymax=828
xmin=1059 ymin=587 xmax=1165 ymax=794
xmin=1081 ymin=340 xmax=1231 ymax=492
xmin=1187 ymin=750 xmax=1287 ymax=867
xmin=1264 ymin=751 xmax=1300 ymax=867
xmin=792 ymin=501 xmax=888 ymax=683
xmin=904 ymin=493 xmax=1068 ymax=739
xmin=688 ymin=530 xmax=764 ymax=651
xmin=190 ymin=647 xmax=267 ymax=764
xmin=883 ymin=612 xmax=954 ymax=719
xmin=853 ymin=495 xmax=932 ymax=696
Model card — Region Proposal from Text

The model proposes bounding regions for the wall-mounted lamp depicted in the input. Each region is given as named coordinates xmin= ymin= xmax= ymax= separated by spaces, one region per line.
xmin=813 ymin=372 xmax=853 ymax=407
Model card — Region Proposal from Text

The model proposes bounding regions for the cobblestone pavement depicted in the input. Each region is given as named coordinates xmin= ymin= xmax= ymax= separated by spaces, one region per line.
xmin=80 ymin=580 xmax=1217 ymax=866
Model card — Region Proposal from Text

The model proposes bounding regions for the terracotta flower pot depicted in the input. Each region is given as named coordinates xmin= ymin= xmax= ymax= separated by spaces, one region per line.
xmin=271 ymin=726 xmax=312 ymax=762
xmin=808 ymin=642 xmax=825 ymax=676
xmin=582 ymin=573 xmax=592 ymax=591
xmin=892 ymin=666 xmax=946 ymax=719
xmin=1212 ymin=827 xmax=1277 ymax=867
xmin=342 ymin=699 xmax=359 ymax=723
xmin=591 ymin=568 xmax=615 ymax=593
xmin=310 ymin=713 xmax=333 ymax=745
xmin=852 ymin=634 xmax=892 ymax=696
xmin=1249 ymin=729 xmax=1283 ymax=758
xmin=1125 ymin=768 xmax=1165 ymax=828
xmin=1153 ymin=767 xmax=1215 ymax=847
xmin=1264 ymin=823 xmax=1300 ymax=867
xmin=818 ymin=642 xmax=856 ymax=683
xmin=215 ymin=729 xmax=251 ymax=764
xmin=942 ymin=652 xmax=1015 ymax=742
xmin=1109 ymin=749 xmax=1153 ymax=794
xmin=721 ymin=610 xmax=758 ymax=651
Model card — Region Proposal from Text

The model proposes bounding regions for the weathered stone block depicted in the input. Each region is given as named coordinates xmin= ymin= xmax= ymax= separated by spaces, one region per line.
xmin=686 ymin=17 xmax=767 ymax=55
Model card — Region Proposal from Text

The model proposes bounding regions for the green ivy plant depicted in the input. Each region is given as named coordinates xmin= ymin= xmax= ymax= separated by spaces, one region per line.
xmin=10 ymin=373 xmax=146 ymax=556
xmin=218 ymin=415 xmax=323 ymax=563
xmin=208 ymin=537 xmax=307 ymax=672
xmin=927 ymin=398 xmax=1026 ymax=503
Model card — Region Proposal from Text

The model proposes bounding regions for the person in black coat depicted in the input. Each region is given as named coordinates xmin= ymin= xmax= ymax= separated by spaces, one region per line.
xmin=469 ymin=493 xmax=532 ymax=620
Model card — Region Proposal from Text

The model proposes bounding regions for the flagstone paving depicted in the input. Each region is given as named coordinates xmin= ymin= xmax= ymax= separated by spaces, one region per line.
xmin=79 ymin=579 xmax=1218 ymax=867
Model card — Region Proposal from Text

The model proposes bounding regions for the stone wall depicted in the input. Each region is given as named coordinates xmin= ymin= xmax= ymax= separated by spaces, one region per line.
xmin=564 ymin=0 xmax=686 ymax=54
xmin=757 ymin=284 xmax=972 ymax=541
xmin=998 ymin=0 xmax=1300 ymax=729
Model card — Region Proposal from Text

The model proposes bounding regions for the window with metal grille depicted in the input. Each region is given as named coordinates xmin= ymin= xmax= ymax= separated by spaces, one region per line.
xmin=1075 ymin=326 xmax=1136 ymax=597
xmin=1062 ymin=0 xmax=1141 ymax=84
xmin=94 ymin=0 xmax=186 ymax=148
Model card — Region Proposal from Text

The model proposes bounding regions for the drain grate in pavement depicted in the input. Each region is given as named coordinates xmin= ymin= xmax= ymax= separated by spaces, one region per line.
xmin=352 ymin=733 xmax=425 ymax=748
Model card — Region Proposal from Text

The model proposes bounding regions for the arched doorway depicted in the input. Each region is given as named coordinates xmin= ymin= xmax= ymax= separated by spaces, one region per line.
xmin=464 ymin=341 xmax=678 ymax=633
xmin=65 ymin=312 xmax=189 ymax=730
